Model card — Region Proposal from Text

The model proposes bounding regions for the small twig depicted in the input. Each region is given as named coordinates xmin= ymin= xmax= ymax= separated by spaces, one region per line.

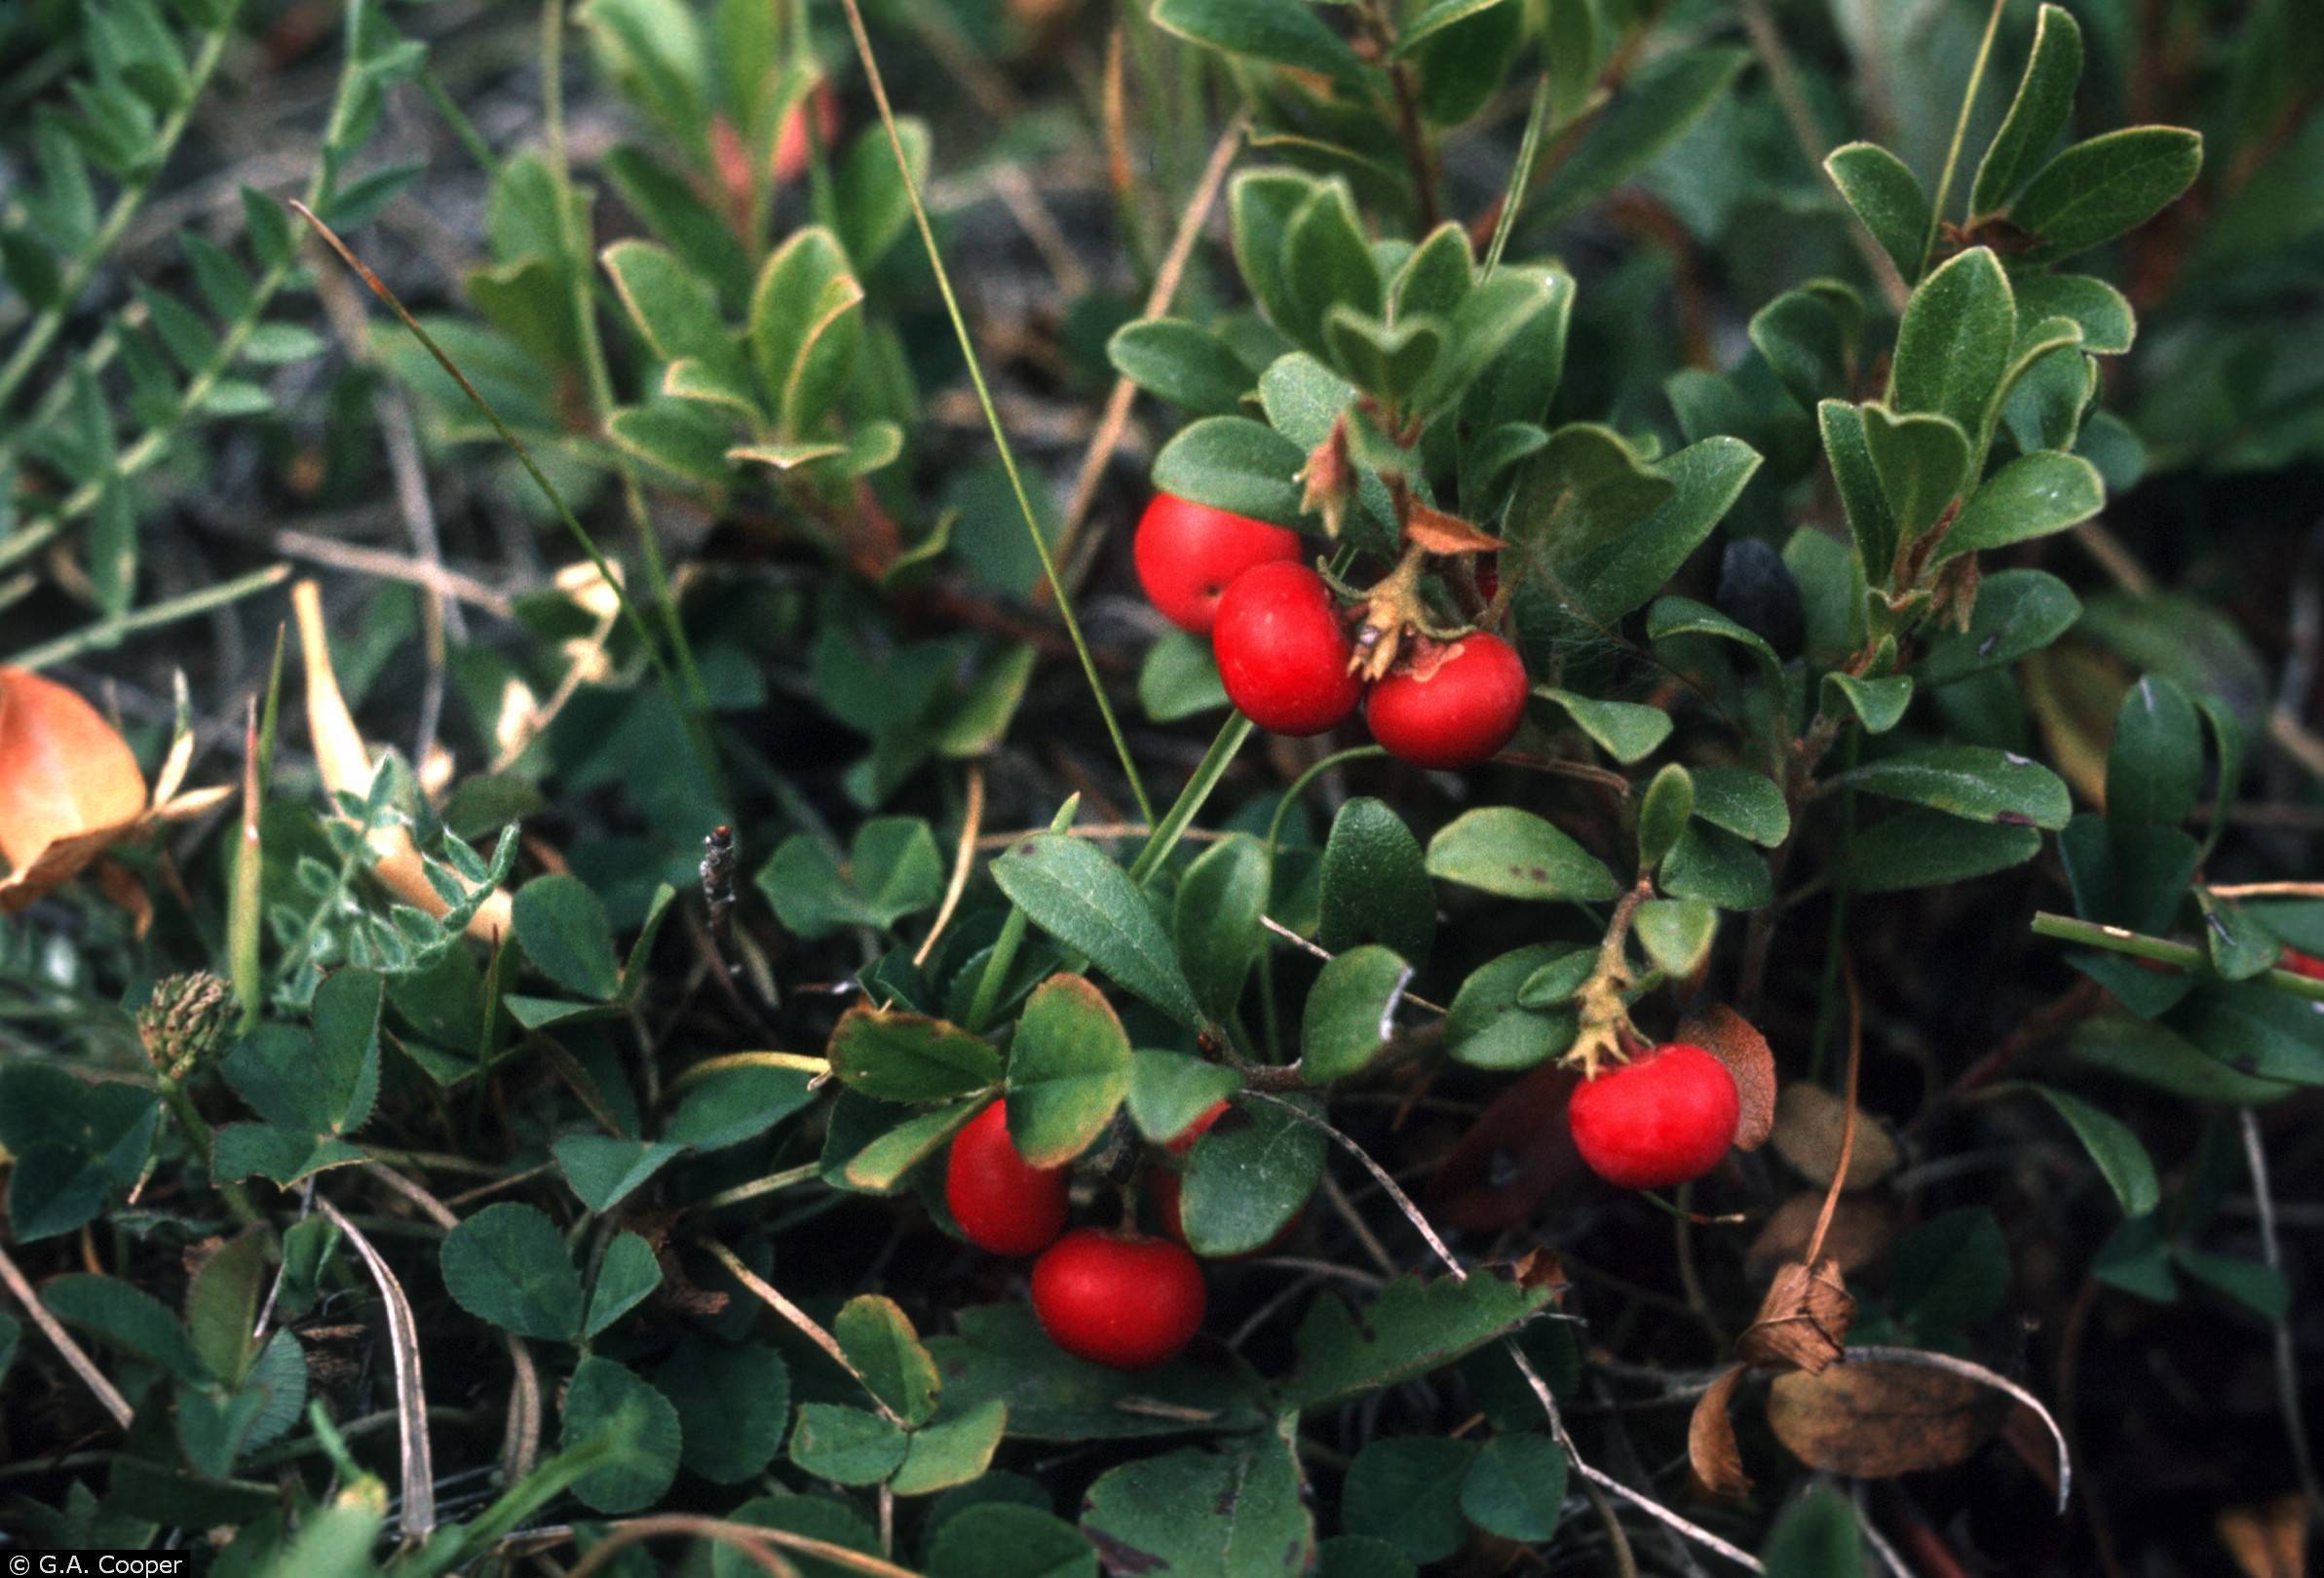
xmin=2239 ymin=1109 xmax=2324 ymax=1519
xmin=0 ymin=1242 xmax=134 ymax=1429
xmin=2205 ymin=881 xmax=2324 ymax=900
xmin=914 ymin=764 xmax=986 ymax=968
xmin=1806 ymin=951 xmax=1863 ymax=1265
xmin=1318 ymin=1171 xmax=1396 ymax=1281
xmin=314 ymin=1194 xmax=435 ymax=1539
xmin=704 ymin=1241 xmax=904 ymax=1427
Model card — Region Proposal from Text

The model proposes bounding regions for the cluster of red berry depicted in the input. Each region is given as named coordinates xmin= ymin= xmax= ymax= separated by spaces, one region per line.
xmin=1134 ymin=495 xmax=1528 ymax=769
xmin=943 ymin=1101 xmax=1210 ymax=1369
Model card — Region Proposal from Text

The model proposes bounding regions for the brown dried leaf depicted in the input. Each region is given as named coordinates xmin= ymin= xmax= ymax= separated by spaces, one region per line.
xmin=1771 ymin=1082 xmax=1899 ymax=1190
xmin=1687 ymin=1364 xmax=1752 ymax=1501
xmin=1677 ymin=1004 xmax=1777 ymax=1151
xmin=1735 ymin=1256 xmax=1856 ymax=1375
xmin=1510 ymin=1246 xmax=1569 ymax=1298
xmin=2217 ymin=1495 xmax=2306 ymax=1578
xmin=1745 ymin=1192 xmax=1896 ymax=1280
xmin=1403 ymin=502 xmax=1505 ymax=558
xmin=1765 ymin=1360 xmax=2005 ymax=1479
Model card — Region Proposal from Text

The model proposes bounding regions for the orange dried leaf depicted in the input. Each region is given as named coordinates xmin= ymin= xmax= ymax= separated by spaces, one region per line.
xmin=1678 ymin=1004 xmax=1777 ymax=1151
xmin=1687 ymin=1364 xmax=1753 ymax=1501
xmin=1403 ymin=502 xmax=1505 ymax=558
xmin=0 ymin=669 xmax=150 ymax=913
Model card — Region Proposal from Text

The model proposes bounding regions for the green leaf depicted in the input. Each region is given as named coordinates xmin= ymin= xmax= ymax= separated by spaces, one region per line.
xmin=791 ymin=1403 xmax=909 ymax=1485
xmin=2024 ymin=1084 xmax=2158 ymax=1215
xmin=1822 ymin=673 xmax=1915 ymax=734
xmin=1660 ymin=822 xmax=1774 ymax=910
xmin=1518 ymin=951 xmax=1607 ymax=1010
xmin=1393 ymin=0 xmax=1519 ymax=56
xmin=836 ymin=1100 xmax=980 ymax=1194
xmin=1006 ymin=976 xmax=1131 ymax=1167
xmin=1278 ymin=1269 xmax=1559 ymax=1410
xmin=552 ymin=1134 xmax=682 ymax=1213
xmin=602 ymin=238 xmax=746 ymax=391
xmin=1646 ymin=595 xmax=1782 ymax=677
xmin=1817 ymin=400 xmax=1897 ymax=574
xmin=607 ymin=398 xmax=735 ymax=484
xmin=664 ymin=1063 xmax=818 ymax=1150
xmin=44 ymin=1274 xmax=210 ymax=1385
xmin=892 ymin=1399 xmax=1010 ymax=1496
xmin=929 ymin=1505 xmax=1094 ymax=1578
xmin=837 ymin=1295 xmax=941 ymax=1428
xmin=2176 ymin=1246 xmax=2290 ymax=1322
xmin=2069 ymin=1011 xmax=2297 ymax=1105
xmin=1691 ymin=766 xmax=1790 ymax=846
xmin=1108 ymin=318 xmax=1253 ymax=417
xmin=1126 ymin=1050 xmax=1242 ymax=1144
xmin=1080 ymin=1434 xmax=1313 ymax=1578
xmin=1892 ymin=1208 xmax=2010 ymax=1332
xmin=1860 ymin=404 xmax=1970 ymax=547
xmin=561 ymin=1357 xmax=683 ymax=1514
xmin=1888 ymin=248 xmax=2016 ymax=444
xmin=1547 ymin=436 xmax=1763 ymax=626
xmin=224 ymin=970 xmax=382 ymax=1135
xmin=655 ymin=1335 xmax=790 ymax=1482
xmin=833 ymin=118 xmax=930 ymax=273
xmin=1502 ymin=422 xmax=1673 ymax=573
xmin=2006 ymin=127 xmax=2204 ymax=266
xmin=584 ymin=1231 xmax=663 ymax=1338
xmin=2106 ymin=675 xmax=2201 ymax=828
xmin=714 ymin=1494 xmax=882 ymax=1578
xmin=1970 ymin=4 xmax=2084 ymax=216
xmin=1749 ymin=286 xmax=1858 ymax=409
xmin=1319 ymin=797 xmax=1435 ymax=965
xmin=1535 ymin=48 xmax=1751 ymax=228
xmin=1824 ymin=142 xmax=1930 ymax=283
xmin=1279 ymin=183 xmax=1385 ymax=364
xmin=2172 ymin=983 xmax=2324 ymax=1086
xmin=1180 ymin=1097 xmax=1325 ymax=1257
xmin=1323 ymin=307 xmax=1443 ymax=406
xmin=925 ymin=1303 xmax=1266 ymax=1442
xmin=1941 ymin=451 xmax=2104 ymax=558
xmin=748 ymin=226 xmax=862 ymax=436
xmin=438 ymin=1202 xmax=584 ymax=1341
xmin=1762 ymin=1484 xmax=1867 ymax=1578
xmin=1448 ymin=945 xmax=1581 ymax=1069
xmin=514 ymin=874 xmax=624 ymax=1001
xmin=2012 ymin=273 xmax=2134 ymax=355
xmin=758 ymin=818 xmax=944 ymax=941
xmin=1176 ymin=835 xmax=1271 ymax=1026
xmin=828 ymin=1007 xmax=1001 ymax=1103
xmin=1231 ymin=172 xmax=1320 ymax=345
xmin=1537 ymin=689 xmax=1671 ymax=764
xmin=1920 ymin=569 xmax=2080 ymax=685
xmin=1633 ymin=898 xmax=1717 ymax=978
xmin=1302 ymin=945 xmax=1413 ymax=1083
xmin=1424 ymin=807 xmax=1620 ymax=904
xmin=1344 ymin=1438 xmax=1475 ymax=1563
xmin=993 ymin=832 xmax=1206 ymax=1027
xmin=1460 ymin=1431 xmax=1566 ymax=1543
xmin=1150 ymin=0 xmax=1368 ymax=82
xmin=210 ymin=1125 xmax=364 ymax=1188
xmin=1150 ymin=416 xmax=1309 ymax=530
xmin=1636 ymin=763 xmax=1694 ymax=870
xmin=1835 ymin=745 xmax=2071 ymax=829
xmin=1840 ymin=808 xmax=2043 ymax=892
xmin=1140 ymin=630 xmax=1232 ymax=722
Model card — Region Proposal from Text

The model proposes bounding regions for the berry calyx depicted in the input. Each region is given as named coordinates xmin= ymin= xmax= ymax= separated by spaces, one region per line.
xmin=1568 ymin=1043 xmax=1740 ymax=1190
xmin=944 ymin=1100 xmax=1070 ymax=1256
xmin=1030 ymin=1228 xmax=1206 ymax=1369
xmin=1133 ymin=494 xmax=1303 ymax=635
xmin=1364 ymin=631 xmax=1528 ymax=769
xmin=1212 ymin=561 xmax=1365 ymax=736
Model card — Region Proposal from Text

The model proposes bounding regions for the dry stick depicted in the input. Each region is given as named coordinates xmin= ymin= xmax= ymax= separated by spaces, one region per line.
xmin=2238 ymin=1109 xmax=2324 ymax=1519
xmin=1805 ymin=951 xmax=1864 ymax=1266
xmin=914 ymin=763 xmax=986 ymax=968
xmin=0 ymin=1242 xmax=133 ymax=1429
xmin=1846 ymin=1345 xmax=2071 ymax=1514
xmin=2206 ymin=880 xmax=2324 ymax=900
xmin=313 ymin=1195 xmax=435 ymax=1540
xmin=1052 ymin=112 xmax=1252 ymax=597
xmin=562 ymin=1518 xmax=800 ymax=1578
xmin=269 ymin=527 xmax=514 ymax=618
xmin=546 ymin=1512 xmax=937 ymax=1578
xmin=1244 ymin=1096 xmax=1761 ymax=1572
xmin=705 ymin=1242 xmax=905 ymax=1428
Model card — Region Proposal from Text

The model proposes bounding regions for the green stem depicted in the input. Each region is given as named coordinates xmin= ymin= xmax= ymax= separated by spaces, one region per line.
xmin=0 ymin=1 xmax=248 ymax=415
xmin=1256 ymin=745 xmax=1388 ymax=1059
xmin=162 ymin=1082 xmax=264 ymax=1227
xmin=837 ymin=0 xmax=1154 ymax=825
xmin=1920 ymin=0 xmax=2009 ymax=275
xmin=1126 ymin=715 xmax=1257 ymax=886
xmin=7 ymin=563 xmax=290 ymax=669
xmin=1483 ymin=75 xmax=1554 ymax=280
xmin=968 ymin=796 xmax=1079 ymax=1030
xmin=1807 ymin=728 xmax=1860 ymax=1082
xmin=2030 ymin=911 xmax=2324 ymax=1003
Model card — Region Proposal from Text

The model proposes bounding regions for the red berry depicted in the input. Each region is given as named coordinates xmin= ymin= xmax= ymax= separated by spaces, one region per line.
xmin=1364 ymin=631 xmax=1528 ymax=769
xmin=944 ymin=1101 xmax=1069 ymax=1256
xmin=1133 ymin=494 xmax=1303 ymax=635
xmin=1568 ymin=1043 xmax=1739 ymax=1190
xmin=1211 ymin=562 xmax=1364 ymax=736
xmin=2280 ymin=946 xmax=2324 ymax=981
xmin=1031 ymin=1228 xmax=1206 ymax=1368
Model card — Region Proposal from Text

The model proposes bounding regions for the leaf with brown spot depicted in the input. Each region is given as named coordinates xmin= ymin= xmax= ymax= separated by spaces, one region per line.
xmin=1734 ymin=1256 xmax=1855 ymax=1375
xmin=1677 ymin=1004 xmax=1776 ymax=1151
xmin=1765 ymin=1359 xmax=2005 ymax=1478
xmin=1403 ymin=502 xmax=1505 ymax=558
xmin=1687 ymin=1364 xmax=1752 ymax=1501
xmin=1770 ymin=1083 xmax=1900 ymax=1189
xmin=1744 ymin=1193 xmax=1895 ymax=1280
